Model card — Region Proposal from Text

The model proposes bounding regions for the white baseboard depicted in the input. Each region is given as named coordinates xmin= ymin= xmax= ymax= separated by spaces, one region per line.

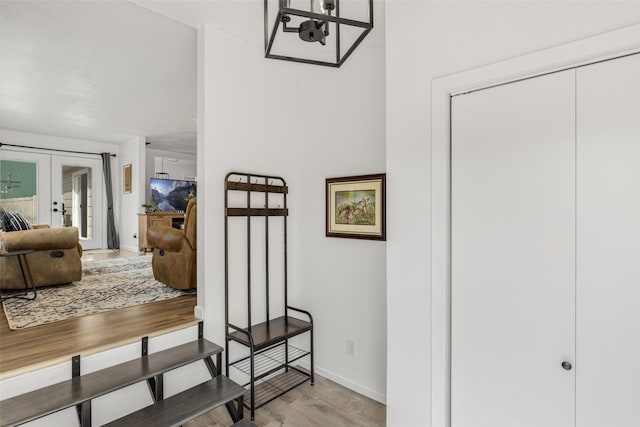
xmin=297 ymin=361 xmax=386 ymax=404
xmin=119 ymin=244 xmax=139 ymax=254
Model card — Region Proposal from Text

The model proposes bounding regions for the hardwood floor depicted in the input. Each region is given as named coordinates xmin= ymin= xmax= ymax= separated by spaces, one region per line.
xmin=0 ymin=250 xmax=198 ymax=378
xmin=186 ymin=374 xmax=386 ymax=427
xmin=81 ymin=248 xmax=140 ymax=262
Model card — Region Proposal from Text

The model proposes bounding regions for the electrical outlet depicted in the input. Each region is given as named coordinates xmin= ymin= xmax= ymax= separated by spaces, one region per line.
xmin=346 ymin=339 xmax=355 ymax=357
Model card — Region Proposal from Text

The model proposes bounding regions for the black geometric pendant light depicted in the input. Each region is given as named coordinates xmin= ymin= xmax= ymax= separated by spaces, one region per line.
xmin=264 ymin=0 xmax=374 ymax=68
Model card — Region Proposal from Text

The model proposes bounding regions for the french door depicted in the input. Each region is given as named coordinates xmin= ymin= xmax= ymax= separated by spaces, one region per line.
xmin=0 ymin=151 xmax=104 ymax=249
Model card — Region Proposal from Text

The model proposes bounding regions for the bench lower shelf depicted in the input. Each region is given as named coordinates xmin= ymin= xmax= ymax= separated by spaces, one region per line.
xmin=229 ymin=342 xmax=313 ymax=410
xmin=245 ymin=369 xmax=310 ymax=409
xmin=230 ymin=343 xmax=310 ymax=382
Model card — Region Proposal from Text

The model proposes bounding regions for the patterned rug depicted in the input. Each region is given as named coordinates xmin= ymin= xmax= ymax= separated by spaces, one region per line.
xmin=2 ymin=256 xmax=193 ymax=330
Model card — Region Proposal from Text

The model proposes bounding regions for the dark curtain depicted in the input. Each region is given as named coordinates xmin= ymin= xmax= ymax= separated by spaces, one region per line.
xmin=101 ymin=153 xmax=119 ymax=249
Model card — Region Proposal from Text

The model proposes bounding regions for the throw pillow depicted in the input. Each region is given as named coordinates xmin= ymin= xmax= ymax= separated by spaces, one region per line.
xmin=0 ymin=207 xmax=10 ymax=232
xmin=2 ymin=210 xmax=32 ymax=232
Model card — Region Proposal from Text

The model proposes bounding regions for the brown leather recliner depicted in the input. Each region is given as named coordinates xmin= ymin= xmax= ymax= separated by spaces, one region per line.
xmin=146 ymin=198 xmax=196 ymax=290
xmin=0 ymin=225 xmax=83 ymax=289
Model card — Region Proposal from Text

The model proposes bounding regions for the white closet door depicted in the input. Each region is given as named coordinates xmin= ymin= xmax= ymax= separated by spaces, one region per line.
xmin=451 ymin=70 xmax=576 ymax=427
xmin=576 ymin=53 xmax=640 ymax=427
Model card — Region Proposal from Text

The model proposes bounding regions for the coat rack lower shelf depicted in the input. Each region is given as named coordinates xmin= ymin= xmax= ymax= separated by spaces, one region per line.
xmin=227 ymin=313 xmax=313 ymax=411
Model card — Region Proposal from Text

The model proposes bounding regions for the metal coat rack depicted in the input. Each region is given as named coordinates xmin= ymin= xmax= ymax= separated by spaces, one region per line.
xmin=224 ymin=172 xmax=314 ymax=420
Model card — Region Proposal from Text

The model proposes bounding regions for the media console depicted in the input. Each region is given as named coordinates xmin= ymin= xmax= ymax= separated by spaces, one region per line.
xmin=137 ymin=211 xmax=185 ymax=252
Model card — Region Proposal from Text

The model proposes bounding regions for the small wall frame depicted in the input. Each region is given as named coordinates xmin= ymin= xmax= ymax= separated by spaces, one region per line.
xmin=123 ymin=164 xmax=132 ymax=194
xmin=326 ymin=173 xmax=386 ymax=241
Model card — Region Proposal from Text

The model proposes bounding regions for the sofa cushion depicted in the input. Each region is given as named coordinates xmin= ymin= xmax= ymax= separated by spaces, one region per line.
xmin=1 ymin=247 xmax=82 ymax=289
xmin=0 ymin=226 xmax=83 ymax=289
xmin=3 ymin=227 xmax=80 ymax=251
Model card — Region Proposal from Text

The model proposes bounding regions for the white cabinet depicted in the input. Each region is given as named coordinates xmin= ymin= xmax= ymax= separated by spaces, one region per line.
xmin=451 ymin=53 xmax=640 ymax=427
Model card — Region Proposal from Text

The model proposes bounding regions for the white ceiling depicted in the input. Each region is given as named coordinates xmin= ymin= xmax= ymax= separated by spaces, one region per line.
xmin=0 ymin=1 xmax=197 ymax=153
xmin=0 ymin=0 xmax=383 ymax=155
xmin=135 ymin=0 xmax=263 ymax=43
xmin=135 ymin=1 xmax=225 ymax=29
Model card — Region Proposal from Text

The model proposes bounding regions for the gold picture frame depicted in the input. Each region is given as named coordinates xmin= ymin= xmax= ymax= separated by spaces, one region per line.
xmin=326 ymin=173 xmax=386 ymax=241
xmin=123 ymin=164 xmax=132 ymax=194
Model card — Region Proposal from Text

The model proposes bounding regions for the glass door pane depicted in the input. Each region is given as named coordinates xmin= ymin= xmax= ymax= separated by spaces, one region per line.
xmin=52 ymin=156 xmax=103 ymax=249
xmin=0 ymin=151 xmax=52 ymax=226
xmin=62 ymin=166 xmax=92 ymax=239
xmin=0 ymin=160 xmax=37 ymax=223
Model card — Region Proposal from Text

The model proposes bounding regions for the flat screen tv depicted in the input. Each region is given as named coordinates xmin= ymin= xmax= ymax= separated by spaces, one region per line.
xmin=150 ymin=178 xmax=196 ymax=212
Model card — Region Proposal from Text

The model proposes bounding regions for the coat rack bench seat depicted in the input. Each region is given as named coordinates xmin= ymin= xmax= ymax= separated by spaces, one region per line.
xmin=0 ymin=324 xmax=253 ymax=427
xmin=227 ymin=315 xmax=312 ymax=350
xmin=225 ymin=172 xmax=314 ymax=420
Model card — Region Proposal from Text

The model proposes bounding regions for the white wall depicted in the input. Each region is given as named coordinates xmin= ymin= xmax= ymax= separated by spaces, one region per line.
xmin=119 ymin=136 xmax=146 ymax=253
xmin=384 ymin=2 xmax=640 ymax=426
xmin=153 ymin=156 xmax=196 ymax=180
xmin=288 ymin=12 xmax=387 ymax=401
xmin=198 ymin=0 xmax=387 ymax=402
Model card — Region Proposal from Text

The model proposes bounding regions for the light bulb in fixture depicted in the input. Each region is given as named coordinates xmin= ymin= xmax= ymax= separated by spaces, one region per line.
xmin=298 ymin=0 xmax=334 ymax=44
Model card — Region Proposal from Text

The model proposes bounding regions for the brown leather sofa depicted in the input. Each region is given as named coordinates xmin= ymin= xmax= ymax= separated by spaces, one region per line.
xmin=146 ymin=198 xmax=196 ymax=290
xmin=0 ymin=225 xmax=83 ymax=289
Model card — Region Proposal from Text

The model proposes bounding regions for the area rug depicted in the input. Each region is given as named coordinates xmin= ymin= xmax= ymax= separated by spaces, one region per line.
xmin=2 ymin=256 xmax=193 ymax=330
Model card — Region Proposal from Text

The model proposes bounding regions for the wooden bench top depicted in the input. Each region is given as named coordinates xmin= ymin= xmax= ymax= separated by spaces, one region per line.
xmin=228 ymin=316 xmax=312 ymax=350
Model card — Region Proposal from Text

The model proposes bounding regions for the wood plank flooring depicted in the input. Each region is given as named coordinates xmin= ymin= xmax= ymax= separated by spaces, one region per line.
xmin=186 ymin=374 xmax=386 ymax=427
xmin=0 ymin=250 xmax=198 ymax=378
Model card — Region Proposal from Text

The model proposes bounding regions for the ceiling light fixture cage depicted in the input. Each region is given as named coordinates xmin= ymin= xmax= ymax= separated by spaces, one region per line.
xmin=264 ymin=0 xmax=373 ymax=68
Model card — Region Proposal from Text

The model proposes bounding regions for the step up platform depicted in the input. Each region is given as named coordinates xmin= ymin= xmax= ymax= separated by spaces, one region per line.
xmin=0 ymin=326 xmax=250 ymax=427
xmin=104 ymin=376 xmax=245 ymax=427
